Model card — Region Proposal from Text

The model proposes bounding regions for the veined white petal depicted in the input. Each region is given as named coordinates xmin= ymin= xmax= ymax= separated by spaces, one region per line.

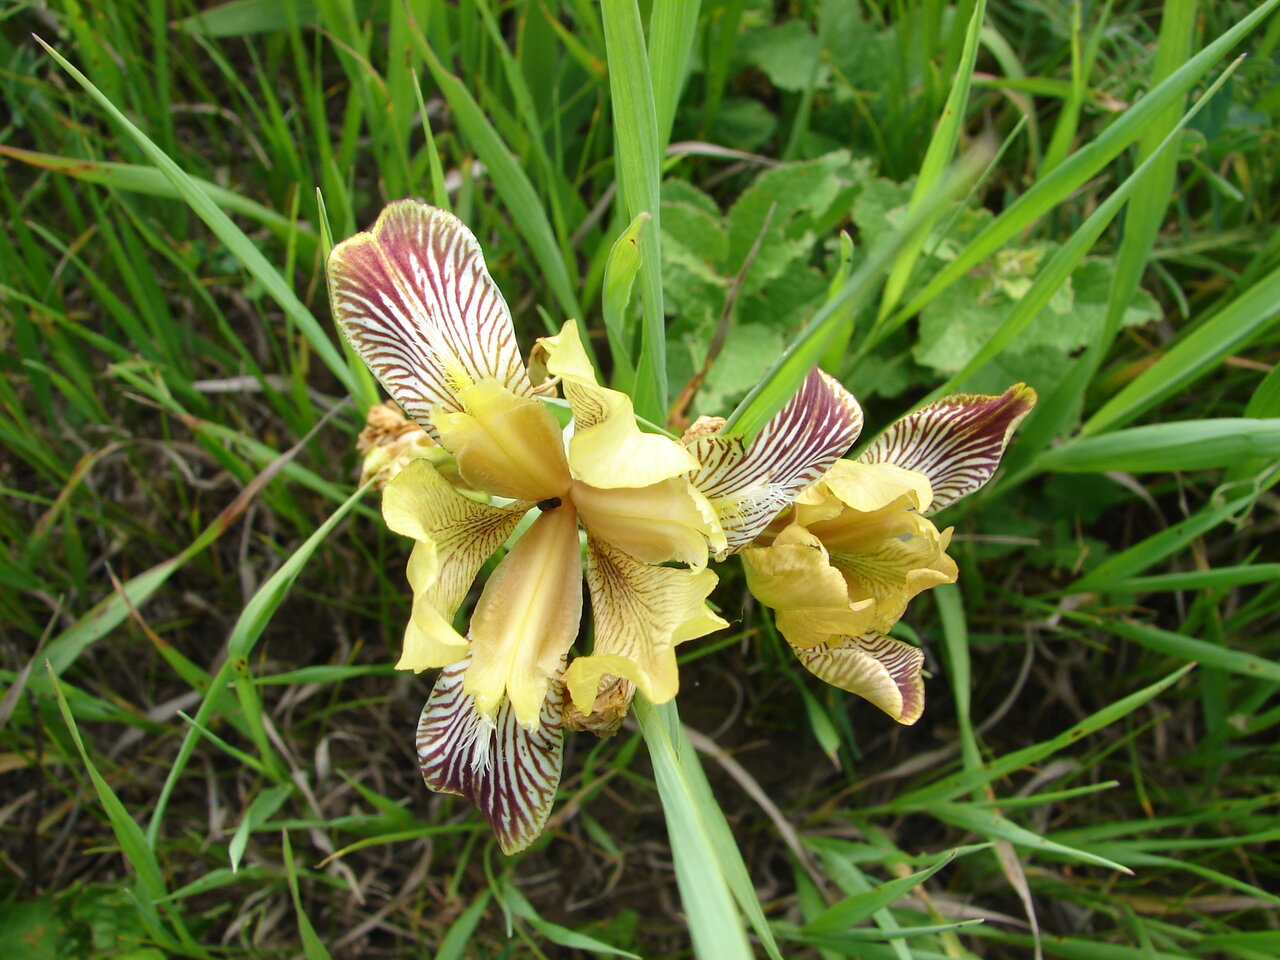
xmin=795 ymin=633 xmax=925 ymax=724
xmin=327 ymin=200 xmax=534 ymax=437
xmin=417 ymin=656 xmax=566 ymax=854
xmin=859 ymin=384 xmax=1036 ymax=513
xmin=687 ymin=369 xmax=863 ymax=554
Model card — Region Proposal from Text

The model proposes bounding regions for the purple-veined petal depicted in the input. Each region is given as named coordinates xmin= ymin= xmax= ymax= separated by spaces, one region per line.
xmin=327 ymin=200 xmax=534 ymax=437
xmin=686 ymin=369 xmax=863 ymax=555
xmin=417 ymin=655 xmax=565 ymax=855
xmin=564 ymin=536 xmax=726 ymax=713
xmin=858 ymin=384 xmax=1037 ymax=514
xmin=795 ymin=633 xmax=925 ymax=724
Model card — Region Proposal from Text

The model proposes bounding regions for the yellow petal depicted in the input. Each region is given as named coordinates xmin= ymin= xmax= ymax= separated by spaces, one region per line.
xmin=396 ymin=541 xmax=469 ymax=670
xmin=571 ymin=476 xmax=715 ymax=568
xmin=382 ymin=459 xmax=526 ymax=671
xmin=827 ymin=516 xmax=958 ymax=632
xmin=464 ymin=503 xmax=584 ymax=728
xmin=433 ymin=379 xmax=571 ymax=502
xmin=797 ymin=459 xmax=934 ymax=520
xmin=536 ymin=321 xmax=698 ymax=488
xmin=742 ymin=524 xmax=878 ymax=649
xmin=564 ymin=537 xmax=727 ymax=713
xmin=795 ymin=633 xmax=925 ymax=724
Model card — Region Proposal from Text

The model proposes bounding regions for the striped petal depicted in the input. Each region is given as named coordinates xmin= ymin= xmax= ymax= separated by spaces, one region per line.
xmin=464 ymin=503 xmax=584 ymax=727
xmin=382 ymin=459 xmax=526 ymax=671
xmin=417 ymin=655 xmax=565 ymax=854
xmin=535 ymin=321 xmax=700 ymax=488
xmin=327 ymin=200 xmax=534 ymax=438
xmin=859 ymin=383 xmax=1037 ymax=513
xmin=686 ymin=369 xmax=863 ymax=556
xmin=742 ymin=523 xmax=878 ymax=649
xmin=564 ymin=537 xmax=727 ymax=714
xmin=795 ymin=634 xmax=925 ymax=724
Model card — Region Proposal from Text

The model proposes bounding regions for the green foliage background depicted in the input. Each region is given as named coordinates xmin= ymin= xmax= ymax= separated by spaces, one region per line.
xmin=2 ymin=1 xmax=1279 ymax=957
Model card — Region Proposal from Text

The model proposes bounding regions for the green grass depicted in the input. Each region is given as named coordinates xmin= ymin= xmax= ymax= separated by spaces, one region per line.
xmin=3 ymin=1 xmax=1279 ymax=957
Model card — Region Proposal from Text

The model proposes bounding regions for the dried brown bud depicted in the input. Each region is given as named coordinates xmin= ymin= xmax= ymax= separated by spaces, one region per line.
xmin=562 ymin=675 xmax=636 ymax=738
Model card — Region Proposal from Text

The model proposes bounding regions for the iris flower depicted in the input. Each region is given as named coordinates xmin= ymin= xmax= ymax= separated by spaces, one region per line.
xmin=327 ymin=200 xmax=744 ymax=851
xmin=736 ymin=385 xmax=1037 ymax=724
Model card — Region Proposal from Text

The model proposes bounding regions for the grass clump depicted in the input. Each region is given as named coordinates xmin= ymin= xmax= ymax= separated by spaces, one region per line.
xmin=2 ymin=1 xmax=1279 ymax=957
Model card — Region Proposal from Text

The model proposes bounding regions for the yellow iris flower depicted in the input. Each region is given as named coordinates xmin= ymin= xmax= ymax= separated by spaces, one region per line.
xmin=327 ymin=201 xmax=727 ymax=852
xmin=732 ymin=385 xmax=1037 ymax=724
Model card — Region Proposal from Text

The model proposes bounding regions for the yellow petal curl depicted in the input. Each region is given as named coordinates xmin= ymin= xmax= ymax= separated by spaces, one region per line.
xmin=536 ymin=321 xmax=699 ymax=489
xmin=741 ymin=524 xmax=878 ymax=649
xmin=432 ymin=379 xmax=571 ymax=502
xmin=572 ymin=476 xmax=715 ymax=569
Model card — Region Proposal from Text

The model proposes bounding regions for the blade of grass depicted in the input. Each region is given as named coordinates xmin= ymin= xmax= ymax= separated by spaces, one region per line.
xmin=633 ymin=695 xmax=759 ymax=960
xmin=876 ymin=0 xmax=986 ymax=322
xmin=1037 ymin=418 xmax=1280 ymax=473
xmin=601 ymin=0 xmax=667 ymax=424
xmin=878 ymin=0 xmax=1280 ymax=336
xmin=34 ymin=35 xmax=370 ymax=405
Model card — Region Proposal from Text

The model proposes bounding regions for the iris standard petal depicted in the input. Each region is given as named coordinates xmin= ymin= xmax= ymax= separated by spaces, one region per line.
xmin=572 ymin=476 xmax=715 ymax=568
xmin=742 ymin=524 xmax=878 ymax=649
xmin=382 ymin=459 xmax=526 ymax=671
xmin=686 ymin=368 xmax=864 ymax=555
xmin=798 ymin=458 xmax=934 ymax=519
xmin=564 ymin=537 xmax=727 ymax=713
xmin=535 ymin=321 xmax=700 ymax=488
xmin=464 ymin=503 xmax=584 ymax=728
xmin=417 ymin=655 xmax=566 ymax=854
xmin=794 ymin=633 xmax=925 ymax=724
xmin=859 ymin=383 xmax=1037 ymax=513
xmin=327 ymin=200 xmax=534 ymax=437
xmin=432 ymin=379 xmax=572 ymax=502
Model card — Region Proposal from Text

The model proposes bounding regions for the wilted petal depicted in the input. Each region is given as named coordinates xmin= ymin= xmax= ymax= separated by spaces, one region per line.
xmin=859 ymin=383 xmax=1037 ymax=513
xmin=564 ymin=537 xmax=726 ymax=713
xmin=465 ymin=504 xmax=584 ymax=727
xmin=382 ymin=459 xmax=526 ymax=671
xmin=417 ymin=655 xmax=565 ymax=854
xmin=535 ymin=321 xmax=699 ymax=488
xmin=687 ymin=369 xmax=864 ymax=555
xmin=795 ymin=634 xmax=925 ymax=724
xmin=433 ymin=379 xmax=572 ymax=502
xmin=742 ymin=524 xmax=878 ymax=649
xmin=327 ymin=200 xmax=534 ymax=438
xmin=572 ymin=476 xmax=715 ymax=569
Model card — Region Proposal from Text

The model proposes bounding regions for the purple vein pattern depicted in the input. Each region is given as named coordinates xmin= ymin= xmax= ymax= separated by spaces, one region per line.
xmin=689 ymin=369 xmax=863 ymax=553
xmin=860 ymin=384 xmax=1036 ymax=515
xmin=416 ymin=655 xmax=565 ymax=855
xmin=796 ymin=633 xmax=925 ymax=725
xmin=327 ymin=200 xmax=534 ymax=439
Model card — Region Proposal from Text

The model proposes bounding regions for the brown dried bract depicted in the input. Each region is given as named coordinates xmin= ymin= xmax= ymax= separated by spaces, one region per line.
xmin=357 ymin=402 xmax=443 ymax=488
xmin=562 ymin=675 xmax=636 ymax=738
xmin=678 ymin=415 xmax=725 ymax=446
